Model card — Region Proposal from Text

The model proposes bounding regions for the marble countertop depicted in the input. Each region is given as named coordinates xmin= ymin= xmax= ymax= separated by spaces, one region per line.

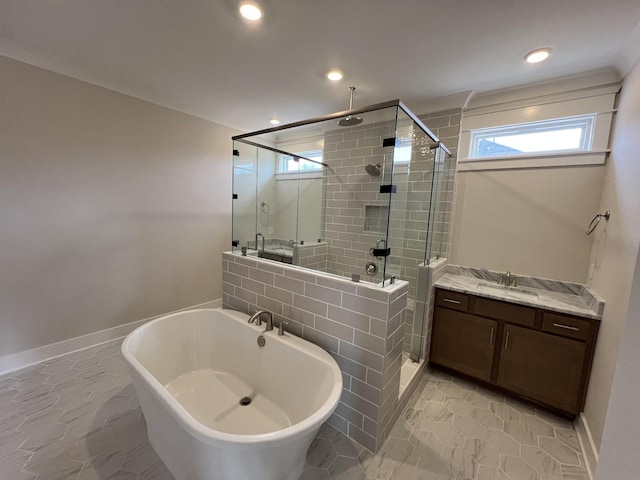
xmin=435 ymin=271 xmax=604 ymax=320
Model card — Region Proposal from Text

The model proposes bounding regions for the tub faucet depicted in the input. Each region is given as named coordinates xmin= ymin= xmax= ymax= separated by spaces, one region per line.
xmin=248 ymin=310 xmax=274 ymax=331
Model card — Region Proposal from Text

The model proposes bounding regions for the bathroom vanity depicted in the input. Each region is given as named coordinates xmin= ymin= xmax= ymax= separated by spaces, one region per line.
xmin=430 ymin=270 xmax=603 ymax=417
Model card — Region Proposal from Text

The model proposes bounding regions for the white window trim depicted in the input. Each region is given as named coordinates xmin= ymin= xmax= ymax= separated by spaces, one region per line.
xmin=458 ymin=85 xmax=618 ymax=171
xmin=275 ymin=171 xmax=323 ymax=181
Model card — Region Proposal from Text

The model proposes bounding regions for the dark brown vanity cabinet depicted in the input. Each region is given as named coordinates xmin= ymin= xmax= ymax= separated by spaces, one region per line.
xmin=430 ymin=308 xmax=496 ymax=382
xmin=431 ymin=288 xmax=600 ymax=416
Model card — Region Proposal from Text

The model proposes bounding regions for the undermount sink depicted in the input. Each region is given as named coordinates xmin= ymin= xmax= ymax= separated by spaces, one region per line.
xmin=476 ymin=281 xmax=539 ymax=298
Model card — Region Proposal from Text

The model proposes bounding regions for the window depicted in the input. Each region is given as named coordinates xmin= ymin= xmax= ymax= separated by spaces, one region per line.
xmin=469 ymin=115 xmax=595 ymax=159
xmin=278 ymin=150 xmax=323 ymax=173
xmin=458 ymin=80 xmax=617 ymax=170
xmin=394 ymin=144 xmax=412 ymax=164
xmin=233 ymin=162 xmax=254 ymax=175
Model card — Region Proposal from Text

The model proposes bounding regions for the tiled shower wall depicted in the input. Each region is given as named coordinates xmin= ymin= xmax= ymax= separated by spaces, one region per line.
xmin=321 ymin=109 xmax=460 ymax=304
xmin=418 ymin=108 xmax=461 ymax=261
xmin=322 ymin=122 xmax=432 ymax=301
xmin=321 ymin=109 xmax=460 ymax=363
xmin=400 ymin=258 xmax=449 ymax=363
xmin=222 ymin=252 xmax=408 ymax=452
xmin=402 ymin=109 xmax=461 ymax=356
xmin=293 ymin=241 xmax=328 ymax=271
xmin=322 ymin=122 xmax=392 ymax=284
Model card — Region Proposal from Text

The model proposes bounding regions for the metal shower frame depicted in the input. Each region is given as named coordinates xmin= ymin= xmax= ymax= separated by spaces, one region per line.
xmin=232 ymin=99 xmax=452 ymax=157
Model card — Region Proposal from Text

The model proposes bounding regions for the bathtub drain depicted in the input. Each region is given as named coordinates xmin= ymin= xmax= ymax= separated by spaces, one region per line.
xmin=239 ymin=396 xmax=252 ymax=406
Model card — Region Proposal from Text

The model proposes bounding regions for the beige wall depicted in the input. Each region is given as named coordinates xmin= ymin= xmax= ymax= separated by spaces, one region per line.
xmin=583 ymin=58 xmax=640 ymax=453
xmin=595 ymin=244 xmax=640 ymax=478
xmin=451 ymin=166 xmax=604 ymax=282
xmin=0 ymin=56 xmax=238 ymax=357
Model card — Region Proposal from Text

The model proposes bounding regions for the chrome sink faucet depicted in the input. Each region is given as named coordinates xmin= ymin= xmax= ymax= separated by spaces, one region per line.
xmin=248 ymin=310 xmax=273 ymax=331
xmin=501 ymin=271 xmax=517 ymax=287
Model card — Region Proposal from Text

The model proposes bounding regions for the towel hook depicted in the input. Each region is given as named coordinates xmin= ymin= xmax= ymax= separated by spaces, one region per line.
xmin=586 ymin=211 xmax=611 ymax=236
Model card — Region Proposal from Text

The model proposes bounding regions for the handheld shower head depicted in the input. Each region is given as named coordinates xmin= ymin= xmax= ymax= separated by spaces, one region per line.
xmin=338 ymin=87 xmax=363 ymax=127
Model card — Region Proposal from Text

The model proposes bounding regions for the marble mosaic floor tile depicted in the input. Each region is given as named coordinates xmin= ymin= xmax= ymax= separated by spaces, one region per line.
xmin=0 ymin=343 xmax=590 ymax=480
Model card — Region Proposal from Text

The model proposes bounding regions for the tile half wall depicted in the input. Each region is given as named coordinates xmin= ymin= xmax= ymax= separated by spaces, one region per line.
xmin=222 ymin=252 xmax=408 ymax=452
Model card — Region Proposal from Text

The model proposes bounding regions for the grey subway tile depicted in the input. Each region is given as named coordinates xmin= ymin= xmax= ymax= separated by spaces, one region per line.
xmin=330 ymin=353 xmax=368 ymax=382
xmin=234 ymin=287 xmax=257 ymax=305
xmin=335 ymin=402 xmax=364 ymax=429
xmin=293 ymin=294 xmax=328 ymax=317
xmin=305 ymin=283 xmax=342 ymax=306
xmin=348 ymin=424 xmax=377 ymax=453
xmin=326 ymin=413 xmax=349 ymax=436
xmin=303 ymin=327 xmax=339 ymax=354
xmin=233 ymin=255 xmax=258 ymax=268
xmin=355 ymin=285 xmax=390 ymax=303
xmin=281 ymin=305 xmax=315 ymax=327
xmin=353 ymin=331 xmax=386 ymax=355
xmin=249 ymin=268 xmax=275 ymax=285
xmin=350 ymin=378 xmax=382 ymax=405
xmin=240 ymin=277 xmax=266 ymax=295
xmin=366 ymin=369 xmax=383 ymax=390
xmin=228 ymin=262 xmax=249 ymax=277
xmin=256 ymin=295 xmax=283 ymax=315
xmin=274 ymin=275 xmax=305 ymax=294
xmin=339 ymin=341 xmax=383 ymax=373
xmin=342 ymin=293 xmax=388 ymax=320
xmin=369 ymin=318 xmax=386 ymax=338
xmin=314 ymin=317 xmax=355 ymax=342
xmin=222 ymin=271 xmax=242 ymax=287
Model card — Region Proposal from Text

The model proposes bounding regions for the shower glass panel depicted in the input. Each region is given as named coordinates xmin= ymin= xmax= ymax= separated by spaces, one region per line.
xmin=431 ymin=149 xmax=456 ymax=260
xmin=389 ymin=111 xmax=441 ymax=363
xmin=232 ymin=143 xmax=258 ymax=252
xmin=322 ymin=106 xmax=397 ymax=285
xmin=231 ymin=100 xmax=453 ymax=300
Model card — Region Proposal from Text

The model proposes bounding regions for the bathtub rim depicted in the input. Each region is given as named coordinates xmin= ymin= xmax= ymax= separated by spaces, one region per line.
xmin=121 ymin=307 xmax=343 ymax=448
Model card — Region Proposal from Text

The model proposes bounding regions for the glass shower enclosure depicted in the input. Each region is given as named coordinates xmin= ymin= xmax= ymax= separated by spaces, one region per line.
xmin=231 ymin=100 xmax=453 ymax=364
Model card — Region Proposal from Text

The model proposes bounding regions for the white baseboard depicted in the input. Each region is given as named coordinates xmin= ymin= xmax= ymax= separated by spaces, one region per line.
xmin=575 ymin=413 xmax=599 ymax=480
xmin=0 ymin=299 xmax=222 ymax=376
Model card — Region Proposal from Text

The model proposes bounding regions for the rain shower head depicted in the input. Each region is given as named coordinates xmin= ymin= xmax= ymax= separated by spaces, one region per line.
xmin=365 ymin=163 xmax=382 ymax=176
xmin=338 ymin=115 xmax=363 ymax=127
xmin=337 ymin=86 xmax=363 ymax=127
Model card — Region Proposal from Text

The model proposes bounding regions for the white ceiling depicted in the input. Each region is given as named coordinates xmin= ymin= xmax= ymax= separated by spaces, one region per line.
xmin=1 ymin=0 xmax=640 ymax=133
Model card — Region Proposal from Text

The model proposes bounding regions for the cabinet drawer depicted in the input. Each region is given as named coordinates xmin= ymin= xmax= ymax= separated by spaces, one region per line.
xmin=436 ymin=289 xmax=469 ymax=312
xmin=542 ymin=312 xmax=592 ymax=341
xmin=474 ymin=297 xmax=536 ymax=327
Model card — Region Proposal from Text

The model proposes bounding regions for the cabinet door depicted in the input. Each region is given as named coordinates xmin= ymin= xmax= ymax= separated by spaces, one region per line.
xmin=430 ymin=308 xmax=497 ymax=382
xmin=497 ymin=324 xmax=587 ymax=414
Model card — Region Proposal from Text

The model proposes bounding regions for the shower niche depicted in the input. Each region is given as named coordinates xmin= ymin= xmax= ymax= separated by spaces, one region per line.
xmin=232 ymin=100 xmax=455 ymax=362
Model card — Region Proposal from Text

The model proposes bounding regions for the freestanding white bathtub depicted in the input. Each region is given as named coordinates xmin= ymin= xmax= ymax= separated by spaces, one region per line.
xmin=121 ymin=308 xmax=342 ymax=480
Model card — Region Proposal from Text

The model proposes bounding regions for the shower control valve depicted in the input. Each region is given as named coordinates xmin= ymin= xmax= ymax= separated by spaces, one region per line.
xmin=365 ymin=262 xmax=378 ymax=276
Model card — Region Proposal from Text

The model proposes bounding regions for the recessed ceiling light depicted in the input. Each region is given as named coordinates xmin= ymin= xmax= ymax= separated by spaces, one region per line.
xmin=239 ymin=2 xmax=262 ymax=21
xmin=525 ymin=48 xmax=553 ymax=64
xmin=327 ymin=70 xmax=343 ymax=81
xmin=269 ymin=118 xmax=280 ymax=125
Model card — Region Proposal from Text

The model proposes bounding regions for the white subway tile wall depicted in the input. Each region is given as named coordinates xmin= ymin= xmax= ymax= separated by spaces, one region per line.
xmin=222 ymin=252 xmax=408 ymax=452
